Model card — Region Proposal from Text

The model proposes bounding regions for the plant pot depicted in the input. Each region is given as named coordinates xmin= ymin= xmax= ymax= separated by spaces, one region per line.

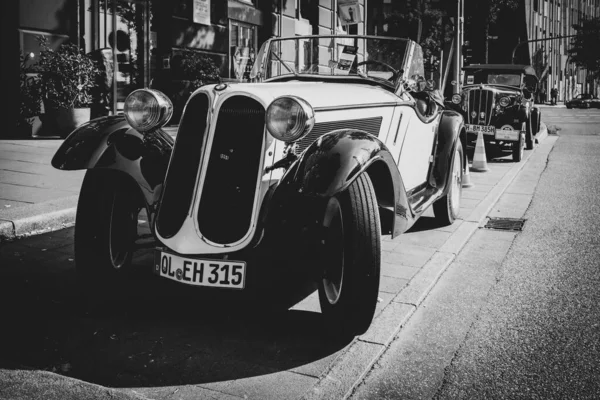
xmin=56 ymin=107 xmax=91 ymax=138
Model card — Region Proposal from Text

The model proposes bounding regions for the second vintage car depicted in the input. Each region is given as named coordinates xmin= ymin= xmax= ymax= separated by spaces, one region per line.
xmin=51 ymin=35 xmax=466 ymax=337
xmin=448 ymin=64 xmax=542 ymax=162
xmin=565 ymin=93 xmax=600 ymax=109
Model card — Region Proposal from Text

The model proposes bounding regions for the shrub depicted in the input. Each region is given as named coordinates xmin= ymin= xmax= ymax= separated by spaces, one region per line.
xmin=35 ymin=37 xmax=101 ymax=110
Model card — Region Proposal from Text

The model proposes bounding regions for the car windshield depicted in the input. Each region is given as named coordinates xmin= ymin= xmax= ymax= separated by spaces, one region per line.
xmin=250 ymin=35 xmax=413 ymax=89
xmin=464 ymin=70 xmax=522 ymax=87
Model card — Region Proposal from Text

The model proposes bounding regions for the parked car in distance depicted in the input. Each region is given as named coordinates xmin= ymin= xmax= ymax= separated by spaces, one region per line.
xmin=51 ymin=35 xmax=466 ymax=338
xmin=566 ymin=93 xmax=600 ymax=109
xmin=447 ymin=64 xmax=542 ymax=162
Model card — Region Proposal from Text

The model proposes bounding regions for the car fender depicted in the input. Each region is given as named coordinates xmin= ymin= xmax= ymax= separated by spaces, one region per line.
xmin=434 ymin=110 xmax=465 ymax=194
xmin=277 ymin=129 xmax=412 ymax=237
xmin=51 ymin=115 xmax=174 ymax=209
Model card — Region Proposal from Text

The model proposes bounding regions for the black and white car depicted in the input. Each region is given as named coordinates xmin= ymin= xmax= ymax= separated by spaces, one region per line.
xmin=448 ymin=64 xmax=542 ymax=162
xmin=52 ymin=35 xmax=466 ymax=337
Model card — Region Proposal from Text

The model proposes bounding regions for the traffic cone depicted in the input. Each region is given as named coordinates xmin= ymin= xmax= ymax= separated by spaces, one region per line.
xmin=470 ymin=130 xmax=490 ymax=172
xmin=462 ymin=158 xmax=474 ymax=187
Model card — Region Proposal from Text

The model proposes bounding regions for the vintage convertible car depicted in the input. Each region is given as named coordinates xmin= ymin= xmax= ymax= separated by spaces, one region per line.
xmin=565 ymin=93 xmax=600 ymax=109
xmin=447 ymin=64 xmax=541 ymax=162
xmin=52 ymin=35 xmax=466 ymax=336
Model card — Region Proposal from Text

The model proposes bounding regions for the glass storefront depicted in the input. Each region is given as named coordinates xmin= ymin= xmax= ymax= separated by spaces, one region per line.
xmin=83 ymin=0 xmax=153 ymax=115
xmin=230 ymin=21 xmax=257 ymax=81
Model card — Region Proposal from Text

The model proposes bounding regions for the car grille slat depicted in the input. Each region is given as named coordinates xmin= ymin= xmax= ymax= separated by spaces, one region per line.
xmin=294 ymin=117 xmax=383 ymax=155
xmin=157 ymin=93 xmax=209 ymax=239
xmin=467 ymin=89 xmax=495 ymax=125
xmin=198 ymin=96 xmax=266 ymax=244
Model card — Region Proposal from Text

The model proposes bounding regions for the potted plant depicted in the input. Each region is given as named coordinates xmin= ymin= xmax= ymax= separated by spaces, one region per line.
xmin=18 ymin=51 xmax=42 ymax=137
xmin=35 ymin=37 xmax=101 ymax=137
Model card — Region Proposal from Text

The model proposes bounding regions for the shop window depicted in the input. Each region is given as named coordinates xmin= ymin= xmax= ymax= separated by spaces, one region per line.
xmin=211 ymin=0 xmax=228 ymax=25
xmin=297 ymin=0 xmax=316 ymax=21
xmin=230 ymin=21 xmax=257 ymax=81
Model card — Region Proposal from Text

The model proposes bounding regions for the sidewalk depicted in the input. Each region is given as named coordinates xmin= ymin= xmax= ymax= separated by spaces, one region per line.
xmin=0 ymin=125 xmax=556 ymax=399
xmin=0 ymin=127 xmax=178 ymax=241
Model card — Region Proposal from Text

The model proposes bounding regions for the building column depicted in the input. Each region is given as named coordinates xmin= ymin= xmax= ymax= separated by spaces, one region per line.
xmin=2 ymin=0 xmax=19 ymax=131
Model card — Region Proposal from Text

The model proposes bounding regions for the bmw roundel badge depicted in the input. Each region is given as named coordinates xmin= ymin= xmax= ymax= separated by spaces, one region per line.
xmin=214 ymin=83 xmax=228 ymax=91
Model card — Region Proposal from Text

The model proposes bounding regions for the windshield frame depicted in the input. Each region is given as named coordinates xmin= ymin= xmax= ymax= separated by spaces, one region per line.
xmin=250 ymin=35 xmax=412 ymax=90
xmin=462 ymin=69 xmax=525 ymax=89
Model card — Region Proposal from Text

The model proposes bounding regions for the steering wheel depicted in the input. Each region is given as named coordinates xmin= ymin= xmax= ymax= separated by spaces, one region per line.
xmin=356 ymin=60 xmax=399 ymax=82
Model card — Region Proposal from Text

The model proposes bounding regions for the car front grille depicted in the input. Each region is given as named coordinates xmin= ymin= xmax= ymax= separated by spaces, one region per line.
xmin=197 ymin=96 xmax=266 ymax=245
xmin=294 ymin=117 xmax=383 ymax=155
xmin=466 ymin=89 xmax=495 ymax=125
xmin=156 ymin=93 xmax=209 ymax=239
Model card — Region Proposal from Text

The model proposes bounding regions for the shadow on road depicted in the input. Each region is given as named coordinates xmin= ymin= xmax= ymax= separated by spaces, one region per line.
xmin=0 ymin=237 xmax=350 ymax=388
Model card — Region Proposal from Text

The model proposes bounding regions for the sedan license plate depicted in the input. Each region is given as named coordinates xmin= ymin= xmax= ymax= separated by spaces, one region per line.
xmin=465 ymin=124 xmax=496 ymax=135
xmin=495 ymin=129 xmax=521 ymax=141
xmin=154 ymin=250 xmax=246 ymax=289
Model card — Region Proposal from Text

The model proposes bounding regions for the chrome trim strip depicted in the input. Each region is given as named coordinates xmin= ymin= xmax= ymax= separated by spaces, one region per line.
xmin=314 ymin=102 xmax=399 ymax=112
xmin=194 ymin=92 xmax=268 ymax=250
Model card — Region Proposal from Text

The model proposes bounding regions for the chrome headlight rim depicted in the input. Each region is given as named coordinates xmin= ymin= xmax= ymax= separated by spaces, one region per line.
xmin=498 ymin=96 xmax=511 ymax=107
xmin=451 ymin=93 xmax=462 ymax=104
xmin=124 ymin=89 xmax=173 ymax=133
xmin=266 ymin=96 xmax=315 ymax=143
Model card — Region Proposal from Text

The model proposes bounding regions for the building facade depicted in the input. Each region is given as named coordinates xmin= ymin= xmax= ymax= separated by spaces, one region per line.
xmin=15 ymin=0 xmax=365 ymax=128
xmin=524 ymin=0 xmax=600 ymax=102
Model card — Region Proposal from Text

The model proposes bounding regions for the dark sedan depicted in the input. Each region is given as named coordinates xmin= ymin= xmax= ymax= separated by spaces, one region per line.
xmin=566 ymin=93 xmax=600 ymax=109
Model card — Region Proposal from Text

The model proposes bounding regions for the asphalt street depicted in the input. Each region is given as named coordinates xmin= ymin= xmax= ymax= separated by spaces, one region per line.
xmin=0 ymin=111 xmax=554 ymax=399
xmin=350 ymin=106 xmax=600 ymax=399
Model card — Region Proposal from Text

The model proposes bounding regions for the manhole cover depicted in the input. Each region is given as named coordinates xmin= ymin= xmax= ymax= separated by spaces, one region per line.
xmin=484 ymin=217 xmax=526 ymax=231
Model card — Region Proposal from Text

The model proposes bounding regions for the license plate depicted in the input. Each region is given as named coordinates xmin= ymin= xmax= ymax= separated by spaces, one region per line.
xmin=154 ymin=250 xmax=246 ymax=289
xmin=465 ymin=124 xmax=496 ymax=135
xmin=495 ymin=129 xmax=521 ymax=141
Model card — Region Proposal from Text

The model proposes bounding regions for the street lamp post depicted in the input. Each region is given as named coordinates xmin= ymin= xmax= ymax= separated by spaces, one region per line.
xmin=454 ymin=0 xmax=463 ymax=94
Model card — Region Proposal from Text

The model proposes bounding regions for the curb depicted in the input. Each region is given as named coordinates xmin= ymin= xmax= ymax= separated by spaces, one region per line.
xmin=300 ymin=132 xmax=556 ymax=400
xmin=0 ymin=370 xmax=151 ymax=400
xmin=0 ymin=196 xmax=78 ymax=242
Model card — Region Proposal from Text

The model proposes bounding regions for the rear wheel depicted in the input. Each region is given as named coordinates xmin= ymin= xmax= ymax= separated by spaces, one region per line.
xmin=75 ymin=170 xmax=143 ymax=306
xmin=318 ymin=173 xmax=381 ymax=338
xmin=433 ymin=141 xmax=463 ymax=225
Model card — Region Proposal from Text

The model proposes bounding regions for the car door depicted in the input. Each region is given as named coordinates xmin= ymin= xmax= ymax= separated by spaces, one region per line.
xmin=395 ymin=106 xmax=437 ymax=192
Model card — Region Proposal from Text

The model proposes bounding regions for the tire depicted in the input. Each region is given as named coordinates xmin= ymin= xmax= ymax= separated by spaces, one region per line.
xmin=433 ymin=141 xmax=463 ymax=225
xmin=525 ymin=117 xmax=535 ymax=150
xmin=75 ymin=169 xmax=143 ymax=306
xmin=512 ymin=130 xmax=524 ymax=162
xmin=318 ymin=173 xmax=381 ymax=338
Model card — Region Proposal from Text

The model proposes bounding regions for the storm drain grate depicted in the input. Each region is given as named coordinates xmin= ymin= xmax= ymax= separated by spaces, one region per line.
xmin=484 ymin=217 xmax=526 ymax=231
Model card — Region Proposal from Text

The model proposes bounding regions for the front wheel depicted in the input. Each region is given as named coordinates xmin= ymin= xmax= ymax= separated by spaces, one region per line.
xmin=433 ymin=141 xmax=463 ymax=225
xmin=318 ymin=173 xmax=381 ymax=337
xmin=74 ymin=170 xmax=143 ymax=305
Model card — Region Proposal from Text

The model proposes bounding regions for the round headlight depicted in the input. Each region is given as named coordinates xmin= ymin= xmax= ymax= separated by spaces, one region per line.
xmin=266 ymin=96 xmax=315 ymax=142
xmin=451 ymin=93 xmax=462 ymax=104
xmin=124 ymin=89 xmax=173 ymax=133
xmin=498 ymin=96 xmax=511 ymax=107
